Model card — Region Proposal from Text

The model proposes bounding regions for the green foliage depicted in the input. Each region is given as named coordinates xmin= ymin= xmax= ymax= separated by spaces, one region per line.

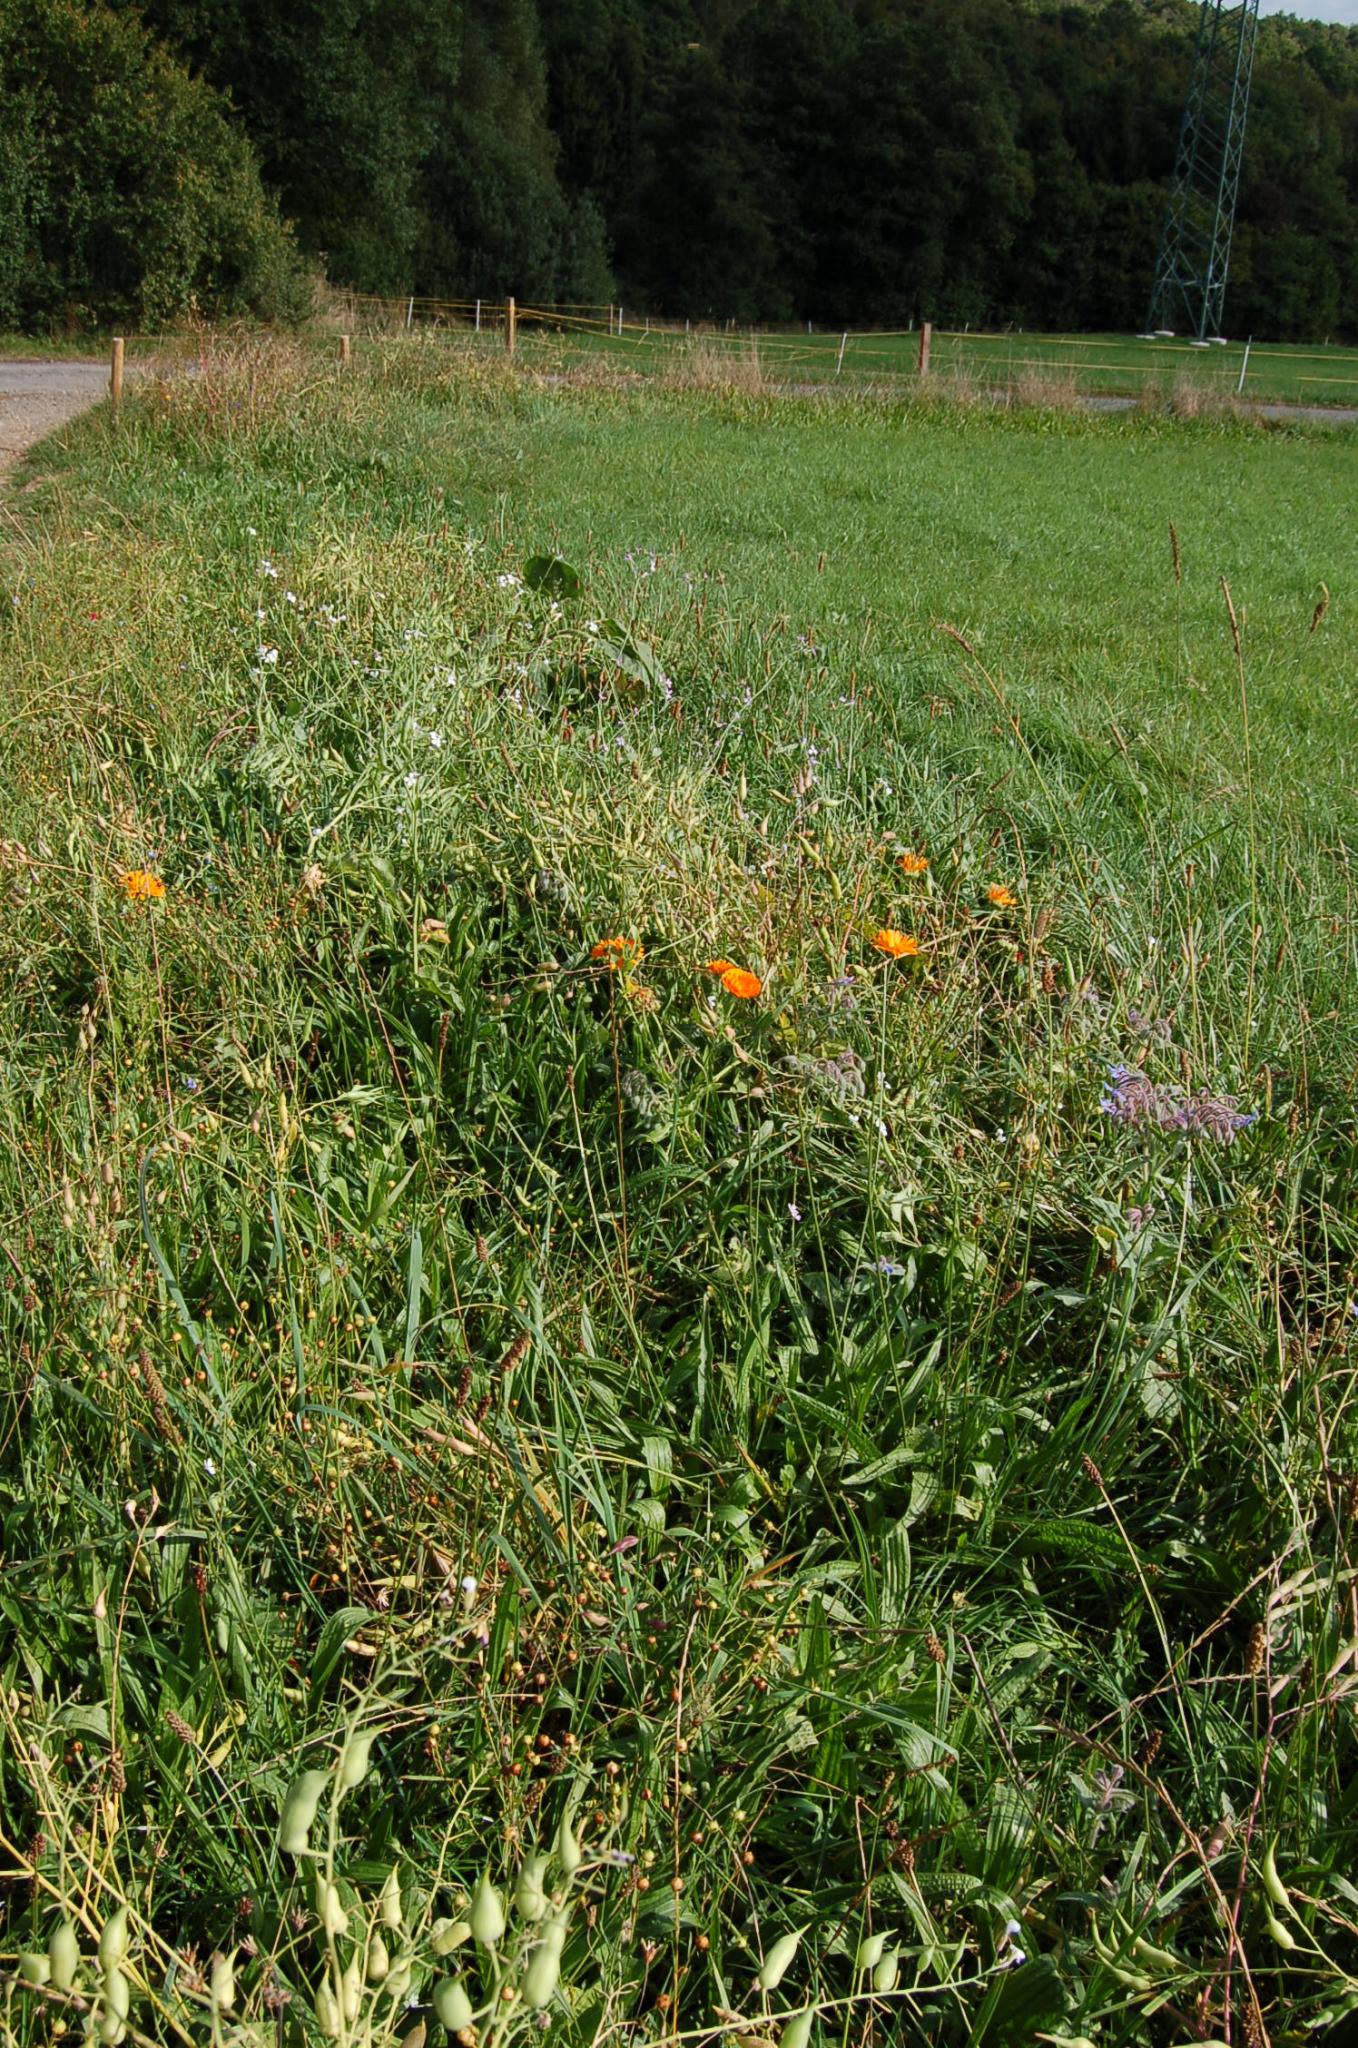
xmin=0 ymin=0 xmax=309 ymax=330
xmin=2 ymin=339 xmax=1358 ymax=2042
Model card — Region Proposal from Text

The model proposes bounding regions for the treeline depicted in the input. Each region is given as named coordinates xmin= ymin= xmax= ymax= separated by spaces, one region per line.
xmin=3 ymin=0 xmax=1357 ymax=337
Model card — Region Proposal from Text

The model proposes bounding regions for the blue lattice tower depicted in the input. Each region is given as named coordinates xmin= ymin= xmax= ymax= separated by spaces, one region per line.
xmin=1145 ymin=0 xmax=1261 ymax=340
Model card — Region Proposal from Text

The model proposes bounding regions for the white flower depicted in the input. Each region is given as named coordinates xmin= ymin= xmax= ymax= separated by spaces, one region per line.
xmin=404 ymin=771 xmax=420 ymax=790
xmin=246 ymin=525 xmax=257 ymax=536
xmin=256 ymin=645 xmax=279 ymax=666
xmin=585 ymin=619 xmax=600 ymax=635
xmin=260 ymin=559 xmax=278 ymax=578
xmin=204 ymin=1457 xmax=217 ymax=1476
xmin=497 ymin=572 xmax=521 ymax=590
xmin=285 ymin=590 xmax=298 ymax=605
xmin=428 ymin=729 xmax=444 ymax=748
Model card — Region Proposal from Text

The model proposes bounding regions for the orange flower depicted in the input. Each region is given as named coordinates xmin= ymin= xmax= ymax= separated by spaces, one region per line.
xmin=870 ymin=928 xmax=918 ymax=958
xmin=986 ymin=884 xmax=1017 ymax=909
xmin=121 ymin=869 xmax=166 ymax=901
xmin=718 ymin=966 xmax=762 ymax=999
xmin=705 ymin=958 xmax=738 ymax=975
xmin=898 ymin=852 xmax=929 ymax=875
xmin=592 ymin=935 xmax=643 ymax=968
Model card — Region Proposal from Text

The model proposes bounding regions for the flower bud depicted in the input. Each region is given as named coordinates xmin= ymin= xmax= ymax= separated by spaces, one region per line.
xmin=469 ymin=1871 xmax=506 ymax=1948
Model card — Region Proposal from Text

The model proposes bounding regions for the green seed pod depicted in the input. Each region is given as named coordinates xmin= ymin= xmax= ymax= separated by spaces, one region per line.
xmin=99 ymin=1965 xmax=131 ymax=2046
xmin=341 ymin=1950 xmax=363 ymax=2024
xmin=210 ymin=1950 xmax=236 ymax=2013
xmin=314 ymin=1979 xmax=341 ymax=2038
xmin=48 ymin=1918 xmax=80 ymax=1992
xmin=380 ymin=1863 xmax=404 ymax=1931
xmin=780 ymin=2012 xmax=817 ymax=2048
xmin=431 ymin=1917 xmax=472 ymax=1956
xmin=757 ymin=1927 xmax=804 ymax=1993
xmin=469 ymin=1870 xmax=506 ymax=1948
xmin=315 ymin=1877 xmax=348 ymax=1940
xmin=338 ymin=1729 xmax=375 ymax=1792
xmin=855 ymin=1932 xmax=887 ymax=1973
xmin=98 ymin=1906 xmax=129 ymax=1974
xmin=367 ymin=1932 xmax=390 ymax=1983
xmin=515 ymin=1852 xmax=551 ymax=1923
xmin=872 ymin=1949 xmax=900 ymax=1995
xmin=555 ymin=1811 xmax=583 ymax=1878
xmin=1266 ymin=1913 xmax=1297 ymax=1951
xmin=522 ymin=1922 xmax=566 ymax=2009
xmin=278 ymin=1769 xmax=329 ymax=1856
xmin=385 ymin=1956 xmax=413 ymax=2005
xmin=433 ymin=1976 xmax=475 ymax=2032
xmin=1261 ymin=1839 xmax=1291 ymax=1915
xmin=19 ymin=1952 xmax=51 ymax=1986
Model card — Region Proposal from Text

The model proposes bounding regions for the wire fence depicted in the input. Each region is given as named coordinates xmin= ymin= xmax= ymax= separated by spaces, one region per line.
xmin=320 ymin=291 xmax=1358 ymax=409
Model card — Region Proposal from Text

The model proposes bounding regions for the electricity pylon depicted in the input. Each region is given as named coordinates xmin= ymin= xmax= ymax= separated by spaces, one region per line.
xmin=1145 ymin=0 xmax=1260 ymax=340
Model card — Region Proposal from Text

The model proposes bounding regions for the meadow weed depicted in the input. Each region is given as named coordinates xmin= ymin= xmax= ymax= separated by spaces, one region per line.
xmin=1 ymin=337 xmax=1357 ymax=2044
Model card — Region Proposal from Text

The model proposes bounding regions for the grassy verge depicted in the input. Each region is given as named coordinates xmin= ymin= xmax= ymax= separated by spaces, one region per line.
xmin=2 ymin=335 xmax=1357 ymax=2047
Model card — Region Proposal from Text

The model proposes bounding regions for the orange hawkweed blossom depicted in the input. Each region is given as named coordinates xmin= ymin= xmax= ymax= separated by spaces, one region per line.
xmin=718 ymin=966 xmax=762 ymax=999
xmin=591 ymin=935 xmax=644 ymax=969
xmin=705 ymin=958 xmax=739 ymax=976
xmin=987 ymin=884 xmax=1018 ymax=909
xmin=898 ymin=852 xmax=929 ymax=875
xmin=870 ymin=928 xmax=919 ymax=958
xmin=121 ymin=869 xmax=166 ymax=901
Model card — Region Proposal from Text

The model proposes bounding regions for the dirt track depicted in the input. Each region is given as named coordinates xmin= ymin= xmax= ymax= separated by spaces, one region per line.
xmin=0 ymin=360 xmax=111 ymax=474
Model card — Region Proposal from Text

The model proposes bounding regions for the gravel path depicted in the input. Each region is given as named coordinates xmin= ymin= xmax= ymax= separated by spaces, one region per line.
xmin=0 ymin=360 xmax=112 ymax=474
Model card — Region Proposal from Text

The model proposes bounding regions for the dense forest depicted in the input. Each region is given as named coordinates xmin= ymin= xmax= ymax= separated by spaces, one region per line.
xmin=2 ymin=0 xmax=1357 ymax=337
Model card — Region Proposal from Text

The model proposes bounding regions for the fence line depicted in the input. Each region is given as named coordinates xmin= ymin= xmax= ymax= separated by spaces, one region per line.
xmin=315 ymin=292 xmax=1358 ymax=404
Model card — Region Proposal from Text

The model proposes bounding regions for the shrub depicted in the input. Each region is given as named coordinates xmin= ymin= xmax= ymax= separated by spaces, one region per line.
xmin=0 ymin=0 xmax=310 ymax=330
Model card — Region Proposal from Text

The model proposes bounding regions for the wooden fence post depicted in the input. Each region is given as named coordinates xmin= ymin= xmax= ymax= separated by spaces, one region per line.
xmin=339 ymin=334 xmax=351 ymax=367
xmin=506 ymin=296 xmax=517 ymax=356
xmin=109 ymin=336 xmax=125 ymax=413
xmin=836 ymin=331 xmax=848 ymax=377
xmin=405 ymin=296 xmax=415 ymax=331
xmin=917 ymin=321 xmax=932 ymax=377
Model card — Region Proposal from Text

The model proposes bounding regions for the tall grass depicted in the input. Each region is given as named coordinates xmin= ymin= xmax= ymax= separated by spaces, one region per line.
xmin=2 ymin=335 xmax=1357 ymax=2046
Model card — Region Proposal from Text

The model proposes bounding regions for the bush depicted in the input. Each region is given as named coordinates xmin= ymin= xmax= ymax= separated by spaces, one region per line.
xmin=0 ymin=0 xmax=310 ymax=330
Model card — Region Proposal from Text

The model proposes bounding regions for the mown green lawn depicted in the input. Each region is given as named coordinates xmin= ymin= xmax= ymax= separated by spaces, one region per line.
xmin=2 ymin=340 xmax=1356 ymax=2048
